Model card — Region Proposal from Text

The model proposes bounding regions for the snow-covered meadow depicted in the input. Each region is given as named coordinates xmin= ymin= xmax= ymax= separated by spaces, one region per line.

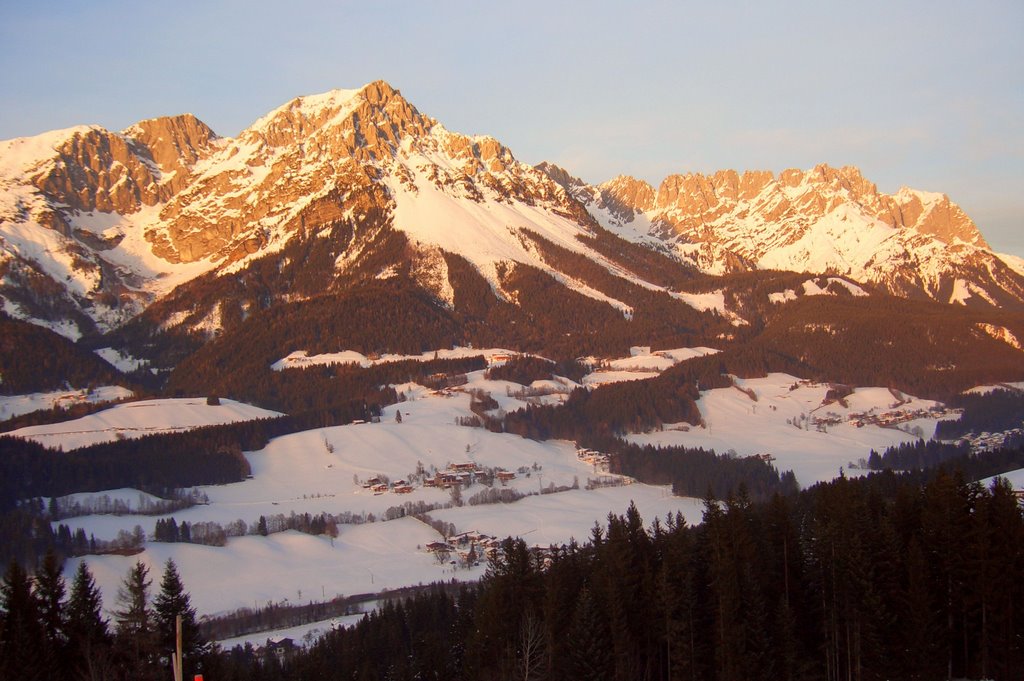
xmin=0 ymin=385 xmax=133 ymax=421
xmin=54 ymin=381 xmax=699 ymax=619
xmin=628 ymin=373 xmax=953 ymax=485
xmin=3 ymin=348 xmax=1000 ymax=640
xmin=8 ymin=397 xmax=281 ymax=449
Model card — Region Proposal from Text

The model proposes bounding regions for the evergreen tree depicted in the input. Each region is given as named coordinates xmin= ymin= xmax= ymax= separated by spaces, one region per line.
xmin=971 ymin=477 xmax=1024 ymax=679
xmin=113 ymin=560 xmax=157 ymax=680
xmin=66 ymin=561 xmax=114 ymax=681
xmin=0 ymin=560 xmax=46 ymax=681
xmin=900 ymin=539 xmax=941 ymax=680
xmin=919 ymin=471 xmax=974 ymax=679
xmin=661 ymin=514 xmax=709 ymax=681
xmin=154 ymin=559 xmax=208 ymax=678
xmin=34 ymin=550 xmax=68 ymax=677
xmin=568 ymin=586 xmax=612 ymax=681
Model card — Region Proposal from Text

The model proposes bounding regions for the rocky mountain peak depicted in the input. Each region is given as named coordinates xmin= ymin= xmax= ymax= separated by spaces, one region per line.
xmin=569 ymin=162 xmax=1011 ymax=303
xmin=642 ymin=163 xmax=986 ymax=248
xmin=598 ymin=175 xmax=656 ymax=221
xmin=242 ymin=80 xmax=435 ymax=161
xmin=892 ymin=187 xmax=987 ymax=248
xmin=33 ymin=126 xmax=162 ymax=216
xmin=807 ymin=163 xmax=877 ymax=197
xmin=123 ymin=114 xmax=217 ymax=186
xmin=534 ymin=161 xmax=586 ymax=192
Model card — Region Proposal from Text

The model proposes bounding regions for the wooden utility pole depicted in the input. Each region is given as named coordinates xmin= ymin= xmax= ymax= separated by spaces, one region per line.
xmin=171 ymin=614 xmax=183 ymax=681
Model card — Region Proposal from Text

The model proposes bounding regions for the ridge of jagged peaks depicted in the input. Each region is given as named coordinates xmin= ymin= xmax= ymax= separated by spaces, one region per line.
xmin=0 ymin=114 xmax=218 ymax=219
xmin=534 ymin=161 xmax=587 ymax=192
xmin=145 ymin=80 xmax=558 ymax=265
xmin=593 ymin=163 xmax=987 ymax=249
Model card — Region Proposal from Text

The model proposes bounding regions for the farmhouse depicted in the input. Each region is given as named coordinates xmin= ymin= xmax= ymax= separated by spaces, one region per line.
xmin=425 ymin=541 xmax=453 ymax=553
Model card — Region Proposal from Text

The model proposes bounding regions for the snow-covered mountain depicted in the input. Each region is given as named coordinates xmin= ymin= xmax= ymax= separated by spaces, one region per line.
xmin=1 ymin=82 xmax=674 ymax=341
xmin=1 ymin=80 xmax=1023 ymax=345
xmin=539 ymin=162 xmax=1024 ymax=306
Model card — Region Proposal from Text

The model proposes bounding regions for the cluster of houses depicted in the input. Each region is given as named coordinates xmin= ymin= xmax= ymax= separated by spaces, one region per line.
xmin=424 ymin=530 xmax=563 ymax=568
xmin=958 ymin=426 xmax=1024 ymax=453
xmin=423 ymin=462 xmax=485 ymax=489
xmin=425 ymin=530 xmax=500 ymax=566
xmin=848 ymin=405 xmax=953 ymax=429
xmin=360 ymin=463 xmax=520 ymax=496
xmin=488 ymin=353 xmax=515 ymax=366
xmin=421 ymin=462 xmax=518 ymax=488
xmin=575 ymin=447 xmax=610 ymax=472
xmin=361 ymin=477 xmax=413 ymax=495
xmin=804 ymin=405 xmax=955 ymax=432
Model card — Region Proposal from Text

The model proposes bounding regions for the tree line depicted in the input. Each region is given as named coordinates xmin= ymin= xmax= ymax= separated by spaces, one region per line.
xmin=202 ymin=467 xmax=1024 ymax=681
xmin=4 ymin=462 xmax=1023 ymax=680
xmin=609 ymin=442 xmax=800 ymax=500
xmin=935 ymin=388 xmax=1024 ymax=439
xmin=0 ymin=555 xmax=210 ymax=681
xmin=0 ymin=314 xmax=125 ymax=396
xmin=869 ymin=439 xmax=1024 ymax=480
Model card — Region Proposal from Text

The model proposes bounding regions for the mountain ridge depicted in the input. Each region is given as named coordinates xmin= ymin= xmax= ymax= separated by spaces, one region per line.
xmin=1 ymin=80 xmax=1023 ymax=353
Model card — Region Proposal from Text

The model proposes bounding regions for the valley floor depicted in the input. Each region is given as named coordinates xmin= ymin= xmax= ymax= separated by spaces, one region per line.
xmin=9 ymin=348 xmax=1008 ymax=647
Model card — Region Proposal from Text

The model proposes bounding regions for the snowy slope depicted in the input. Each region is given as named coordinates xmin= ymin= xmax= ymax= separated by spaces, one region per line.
xmin=582 ymin=346 xmax=719 ymax=387
xmin=272 ymin=347 xmax=522 ymax=371
xmin=50 ymin=363 xmax=963 ymax=622
xmin=9 ymin=397 xmax=281 ymax=449
xmin=57 ymin=381 xmax=701 ymax=617
xmin=627 ymin=374 xmax=951 ymax=485
xmin=0 ymin=386 xmax=132 ymax=421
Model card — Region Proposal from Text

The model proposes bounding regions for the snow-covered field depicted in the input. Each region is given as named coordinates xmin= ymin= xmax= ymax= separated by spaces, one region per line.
xmin=217 ymin=611 xmax=368 ymax=650
xmin=0 ymin=386 xmax=133 ymax=421
xmin=53 ymin=373 xmax=702 ymax=623
xmin=272 ymin=346 xmax=524 ymax=371
xmin=8 ymin=397 xmax=282 ymax=449
xmin=628 ymin=373 xmax=951 ymax=485
xmin=983 ymin=468 xmax=1024 ymax=490
xmin=66 ymin=521 xmax=454 ymax=617
xmin=432 ymin=486 xmax=705 ymax=548
xmin=582 ymin=346 xmax=719 ymax=387
xmin=12 ymin=359 xmax=993 ymax=640
xmin=965 ymin=381 xmax=1024 ymax=396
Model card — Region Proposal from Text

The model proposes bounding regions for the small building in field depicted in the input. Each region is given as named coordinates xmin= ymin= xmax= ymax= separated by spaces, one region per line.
xmin=425 ymin=541 xmax=453 ymax=553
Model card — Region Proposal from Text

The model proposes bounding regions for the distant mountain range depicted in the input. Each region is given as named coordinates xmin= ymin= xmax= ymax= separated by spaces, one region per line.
xmin=542 ymin=161 xmax=1024 ymax=305
xmin=1 ymin=80 xmax=1022 ymax=397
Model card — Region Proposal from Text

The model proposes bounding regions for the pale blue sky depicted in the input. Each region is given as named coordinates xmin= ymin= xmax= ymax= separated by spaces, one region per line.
xmin=1 ymin=0 xmax=1021 ymax=254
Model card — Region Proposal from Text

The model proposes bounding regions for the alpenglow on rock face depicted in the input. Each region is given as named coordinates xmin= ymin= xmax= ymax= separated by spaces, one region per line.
xmin=1 ymin=80 xmax=1022 ymax=341
xmin=601 ymin=164 xmax=986 ymax=252
xmin=540 ymin=161 xmax=1021 ymax=305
